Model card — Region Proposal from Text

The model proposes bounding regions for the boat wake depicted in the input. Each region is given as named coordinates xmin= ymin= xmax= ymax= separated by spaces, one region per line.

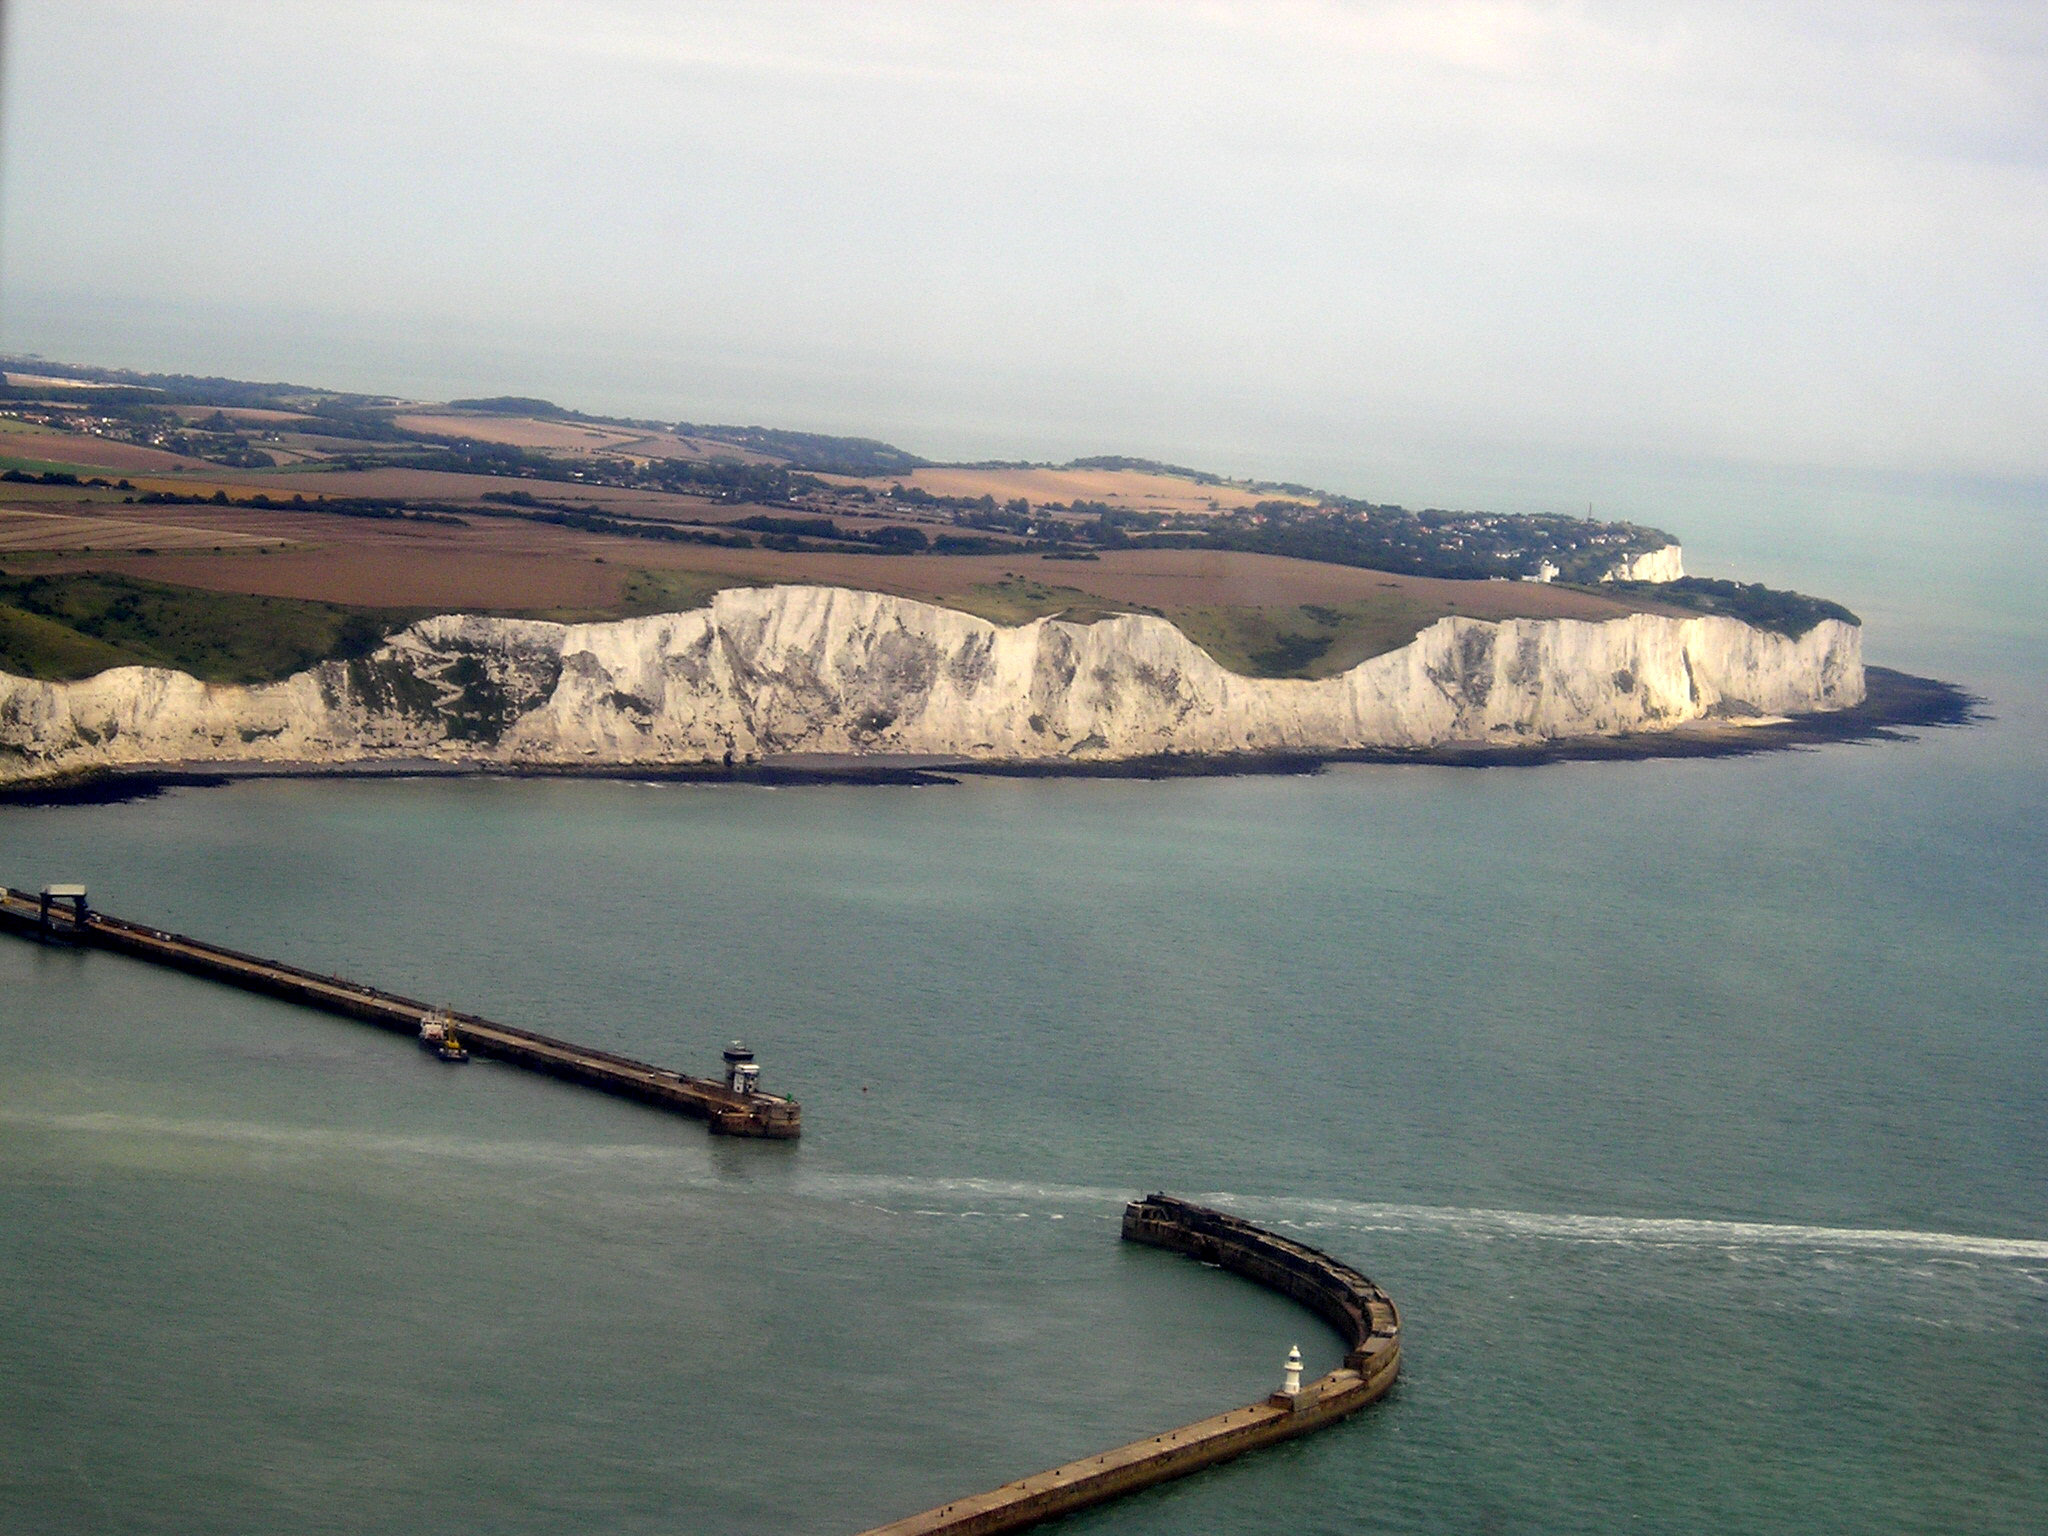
xmin=0 ymin=1108 xmax=695 ymax=1170
xmin=13 ymin=1111 xmax=2043 ymax=1264
xmin=1222 ymin=1192 xmax=2048 ymax=1264
xmin=801 ymin=1172 xmax=2048 ymax=1264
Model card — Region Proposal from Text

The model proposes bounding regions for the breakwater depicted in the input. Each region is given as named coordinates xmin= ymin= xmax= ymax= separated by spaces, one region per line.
xmin=855 ymin=1193 xmax=1400 ymax=1536
xmin=0 ymin=883 xmax=799 ymax=1138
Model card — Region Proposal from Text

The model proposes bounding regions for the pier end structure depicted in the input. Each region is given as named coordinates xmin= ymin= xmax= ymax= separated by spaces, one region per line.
xmin=853 ymin=1194 xmax=1400 ymax=1536
xmin=0 ymin=884 xmax=800 ymax=1139
xmin=33 ymin=882 xmax=89 ymax=938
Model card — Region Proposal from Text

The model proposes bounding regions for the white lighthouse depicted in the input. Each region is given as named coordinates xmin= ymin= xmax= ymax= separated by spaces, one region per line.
xmin=1281 ymin=1344 xmax=1303 ymax=1399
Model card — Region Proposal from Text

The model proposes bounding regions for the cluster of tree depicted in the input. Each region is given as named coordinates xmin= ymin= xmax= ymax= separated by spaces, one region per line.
xmin=730 ymin=514 xmax=932 ymax=552
xmin=298 ymin=402 xmax=415 ymax=442
xmin=354 ymin=433 xmax=817 ymax=504
xmin=743 ymin=525 xmax=1013 ymax=557
xmin=856 ymin=523 xmax=932 ymax=552
xmin=1 ymin=397 xmax=288 ymax=468
xmin=349 ymin=440 xmax=549 ymax=475
xmin=730 ymin=514 xmax=841 ymax=539
xmin=206 ymin=445 xmax=276 ymax=468
xmin=143 ymin=416 xmax=279 ymax=468
xmin=931 ymin=533 xmax=1013 ymax=554
xmin=954 ymin=497 xmax=1035 ymax=535
xmin=1064 ymin=455 xmax=1228 ymax=487
xmin=0 ymin=571 xmax=419 ymax=685
xmin=0 ymin=356 xmax=390 ymax=415
xmin=1612 ymin=577 xmax=1859 ymax=637
xmin=1120 ymin=502 xmax=1678 ymax=582
xmin=0 ymin=401 xmax=155 ymax=432
xmin=1064 ymin=503 xmax=1169 ymax=540
xmin=879 ymin=484 xmax=978 ymax=510
xmin=877 ymin=486 xmax=1070 ymax=531
xmin=3 ymin=469 xmax=111 ymax=487
xmin=448 ymin=395 xmax=573 ymax=418
xmin=674 ymin=423 xmax=927 ymax=476
xmin=1146 ymin=517 xmax=1501 ymax=578
xmin=474 ymin=501 xmax=753 ymax=549
xmin=0 ymin=382 xmax=166 ymax=409
xmin=127 ymin=488 xmax=466 ymax=525
xmin=448 ymin=396 xmax=669 ymax=431
xmin=634 ymin=457 xmax=816 ymax=503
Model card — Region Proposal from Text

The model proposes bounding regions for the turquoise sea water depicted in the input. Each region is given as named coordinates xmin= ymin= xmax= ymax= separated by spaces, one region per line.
xmin=2 ymin=471 xmax=2043 ymax=1533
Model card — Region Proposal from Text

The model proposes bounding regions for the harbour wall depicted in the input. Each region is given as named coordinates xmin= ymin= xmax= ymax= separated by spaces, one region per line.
xmin=854 ymin=1194 xmax=1400 ymax=1536
xmin=0 ymin=885 xmax=799 ymax=1138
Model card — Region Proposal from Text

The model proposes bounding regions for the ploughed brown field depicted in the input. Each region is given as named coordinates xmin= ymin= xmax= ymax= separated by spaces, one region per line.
xmin=0 ymin=421 xmax=219 ymax=474
xmin=0 ymin=506 xmax=285 ymax=554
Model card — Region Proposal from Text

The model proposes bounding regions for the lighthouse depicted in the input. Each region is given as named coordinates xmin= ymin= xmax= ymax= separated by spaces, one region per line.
xmin=722 ymin=1040 xmax=761 ymax=1096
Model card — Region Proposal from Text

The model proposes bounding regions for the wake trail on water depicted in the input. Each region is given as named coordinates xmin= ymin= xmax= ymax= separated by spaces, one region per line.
xmin=13 ymin=1112 xmax=2044 ymax=1264
xmin=0 ymin=1109 xmax=698 ymax=1170
xmin=1231 ymin=1193 xmax=2048 ymax=1264
xmin=803 ymin=1173 xmax=2048 ymax=1264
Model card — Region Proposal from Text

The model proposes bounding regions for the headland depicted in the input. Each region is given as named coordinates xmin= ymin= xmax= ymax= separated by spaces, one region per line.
xmin=0 ymin=360 xmax=1971 ymax=795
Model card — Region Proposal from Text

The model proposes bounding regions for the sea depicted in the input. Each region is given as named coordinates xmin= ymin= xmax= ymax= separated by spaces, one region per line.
xmin=2 ymin=467 xmax=2043 ymax=1535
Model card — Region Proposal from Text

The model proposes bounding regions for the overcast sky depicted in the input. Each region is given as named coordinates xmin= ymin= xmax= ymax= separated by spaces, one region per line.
xmin=2 ymin=1 xmax=2042 ymax=503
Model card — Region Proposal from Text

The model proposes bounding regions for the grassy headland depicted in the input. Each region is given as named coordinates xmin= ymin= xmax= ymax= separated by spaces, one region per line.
xmin=0 ymin=358 xmax=1865 ymax=686
xmin=0 ymin=573 xmax=422 ymax=684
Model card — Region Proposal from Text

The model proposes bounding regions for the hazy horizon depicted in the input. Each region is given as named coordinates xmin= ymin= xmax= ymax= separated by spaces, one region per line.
xmin=3 ymin=2 xmax=2043 ymax=518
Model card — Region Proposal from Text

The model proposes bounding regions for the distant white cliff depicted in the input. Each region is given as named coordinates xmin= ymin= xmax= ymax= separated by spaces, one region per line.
xmin=0 ymin=583 xmax=1862 ymax=784
xmin=1602 ymin=544 xmax=1686 ymax=583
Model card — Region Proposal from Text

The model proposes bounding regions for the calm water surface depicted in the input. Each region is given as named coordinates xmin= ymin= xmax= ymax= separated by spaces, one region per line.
xmin=2 ymin=477 xmax=2043 ymax=1534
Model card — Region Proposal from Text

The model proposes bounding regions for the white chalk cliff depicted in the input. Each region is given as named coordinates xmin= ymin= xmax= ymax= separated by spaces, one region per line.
xmin=1601 ymin=544 xmax=1686 ymax=583
xmin=0 ymin=583 xmax=1862 ymax=784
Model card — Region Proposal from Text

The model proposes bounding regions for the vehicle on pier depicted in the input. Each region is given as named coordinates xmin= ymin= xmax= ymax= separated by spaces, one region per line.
xmin=417 ymin=1009 xmax=470 ymax=1063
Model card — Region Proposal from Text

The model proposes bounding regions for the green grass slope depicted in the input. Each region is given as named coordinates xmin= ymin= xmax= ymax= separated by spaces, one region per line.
xmin=0 ymin=574 xmax=422 ymax=684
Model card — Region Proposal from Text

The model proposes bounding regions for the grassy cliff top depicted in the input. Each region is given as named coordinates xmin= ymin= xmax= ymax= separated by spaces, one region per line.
xmin=0 ymin=568 xmax=1850 ymax=690
xmin=0 ymin=573 xmax=422 ymax=684
xmin=1598 ymin=577 xmax=1859 ymax=638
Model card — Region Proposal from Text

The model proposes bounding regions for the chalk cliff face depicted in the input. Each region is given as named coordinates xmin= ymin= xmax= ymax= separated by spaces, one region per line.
xmin=1602 ymin=544 xmax=1686 ymax=583
xmin=0 ymin=584 xmax=1862 ymax=783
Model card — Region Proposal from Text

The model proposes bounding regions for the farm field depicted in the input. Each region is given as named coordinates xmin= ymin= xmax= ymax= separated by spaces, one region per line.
xmin=827 ymin=464 xmax=1306 ymax=514
xmin=0 ymin=489 xmax=1676 ymax=680
xmin=0 ymin=420 xmax=216 ymax=474
xmin=0 ymin=365 xmax=1704 ymax=682
xmin=389 ymin=413 xmax=758 ymax=463
xmin=0 ymin=506 xmax=285 ymax=555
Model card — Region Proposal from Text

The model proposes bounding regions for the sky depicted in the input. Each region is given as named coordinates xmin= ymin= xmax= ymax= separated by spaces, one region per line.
xmin=1 ymin=1 xmax=2043 ymax=508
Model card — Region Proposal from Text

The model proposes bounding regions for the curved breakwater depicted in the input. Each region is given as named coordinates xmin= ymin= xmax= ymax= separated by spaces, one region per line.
xmin=854 ymin=1193 xmax=1400 ymax=1536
